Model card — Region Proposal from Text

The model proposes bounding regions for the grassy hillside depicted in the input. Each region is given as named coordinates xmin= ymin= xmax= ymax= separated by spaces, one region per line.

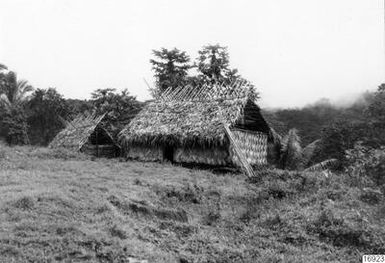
xmin=0 ymin=145 xmax=384 ymax=262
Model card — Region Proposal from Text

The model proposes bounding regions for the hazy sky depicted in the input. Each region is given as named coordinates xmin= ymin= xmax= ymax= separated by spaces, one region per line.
xmin=0 ymin=0 xmax=384 ymax=108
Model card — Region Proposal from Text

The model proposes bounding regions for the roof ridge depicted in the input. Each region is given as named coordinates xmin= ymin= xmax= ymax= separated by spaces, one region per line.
xmin=157 ymin=80 xmax=254 ymax=103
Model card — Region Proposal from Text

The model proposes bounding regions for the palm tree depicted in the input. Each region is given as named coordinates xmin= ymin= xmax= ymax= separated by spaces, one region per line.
xmin=0 ymin=71 xmax=33 ymax=145
xmin=279 ymin=129 xmax=302 ymax=170
xmin=0 ymin=64 xmax=8 ymax=88
xmin=0 ymin=73 xmax=33 ymax=107
xmin=279 ymin=129 xmax=336 ymax=171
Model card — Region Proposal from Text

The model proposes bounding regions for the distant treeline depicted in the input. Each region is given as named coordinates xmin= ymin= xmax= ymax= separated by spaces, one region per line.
xmin=1 ymin=44 xmax=256 ymax=146
xmin=0 ymin=64 xmax=143 ymax=146
xmin=264 ymin=85 xmax=385 ymax=167
xmin=1 ymin=52 xmax=384 ymax=172
xmin=0 ymin=88 xmax=143 ymax=146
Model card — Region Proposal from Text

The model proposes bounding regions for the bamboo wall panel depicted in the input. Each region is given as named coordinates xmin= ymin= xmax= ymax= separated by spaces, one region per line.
xmin=174 ymin=147 xmax=230 ymax=166
xmin=81 ymin=144 xmax=118 ymax=158
xmin=126 ymin=146 xmax=163 ymax=162
xmin=229 ymin=129 xmax=267 ymax=166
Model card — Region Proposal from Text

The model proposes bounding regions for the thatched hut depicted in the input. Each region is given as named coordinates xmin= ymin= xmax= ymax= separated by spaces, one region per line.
xmin=49 ymin=113 xmax=120 ymax=157
xmin=118 ymin=83 xmax=271 ymax=167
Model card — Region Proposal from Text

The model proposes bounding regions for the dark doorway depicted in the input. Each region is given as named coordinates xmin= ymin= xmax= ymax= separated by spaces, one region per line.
xmin=163 ymin=145 xmax=174 ymax=162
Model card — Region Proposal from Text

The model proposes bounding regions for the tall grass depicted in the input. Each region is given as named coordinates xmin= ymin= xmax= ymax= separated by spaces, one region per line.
xmin=0 ymin=145 xmax=384 ymax=262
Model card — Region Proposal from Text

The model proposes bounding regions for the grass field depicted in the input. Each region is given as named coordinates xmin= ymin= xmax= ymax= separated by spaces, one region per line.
xmin=0 ymin=145 xmax=384 ymax=262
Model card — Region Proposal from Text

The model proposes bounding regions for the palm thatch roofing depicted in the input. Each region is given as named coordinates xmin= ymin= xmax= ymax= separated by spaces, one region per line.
xmin=119 ymin=81 xmax=268 ymax=148
xmin=49 ymin=112 xmax=115 ymax=151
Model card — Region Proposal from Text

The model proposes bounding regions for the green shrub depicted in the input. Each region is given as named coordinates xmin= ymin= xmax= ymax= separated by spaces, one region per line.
xmin=266 ymin=181 xmax=296 ymax=199
xmin=308 ymin=208 xmax=385 ymax=253
xmin=346 ymin=143 xmax=385 ymax=187
xmin=109 ymin=224 xmax=128 ymax=239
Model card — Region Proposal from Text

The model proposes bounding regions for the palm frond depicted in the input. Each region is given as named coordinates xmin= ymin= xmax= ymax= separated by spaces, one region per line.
xmin=301 ymin=139 xmax=320 ymax=166
xmin=0 ymin=75 xmax=34 ymax=105
xmin=0 ymin=94 xmax=11 ymax=108
xmin=0 ymin=64 xmax=7 ymax=71
xmin=280 ymin=129 xmax=302 ymax=170
xmin=304 ymin=158 xmax=338 ymax=172
xmin=17 ymin=80 xmax=33 ymax=97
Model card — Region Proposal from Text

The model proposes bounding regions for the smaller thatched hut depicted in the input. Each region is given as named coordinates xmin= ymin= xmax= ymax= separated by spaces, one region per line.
xmin=49 ymin=113 xmax=120 ymax=157
xmin=118 ymin=82 xmax=271 ymax=167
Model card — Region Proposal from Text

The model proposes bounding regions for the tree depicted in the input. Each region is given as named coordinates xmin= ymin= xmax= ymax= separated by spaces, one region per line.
xmin=27 ymin=88 xmax=71 ymax=145
xmin=278 ymin=128 xmax=336 ymax=171
xmin=65 ymin=99 xmax=93 ymax=116
xmin=91 ymin=88 xmax=143 ymax=137
xmin=279 ymin=129 xmax=302 ymax=170
xmin=366 ymin=84 xmax=385 ymax=122
xmin=0 ymin=64 xmax=9 ymax=140
xmin=0 ymin=71 xmax=33 ymax=107
xmin=197 ymin=44 xmax=229 ymax=82
xmin=311 ymin=120 xmax=367 ymax=169
xmin=150 ymin=48 xmax=192 ymax=94
xmin=0 ymin=64 xmax=8 ymax=87
xmin=0 ymin=70 xmax=33 ymax=145
xmin=196 ymin=44 xmax=243 ymax=84
xmin=195 ymin=44 xmax=258 ymax=99
xmin=362 ymin=84 xmax=385 ymax=147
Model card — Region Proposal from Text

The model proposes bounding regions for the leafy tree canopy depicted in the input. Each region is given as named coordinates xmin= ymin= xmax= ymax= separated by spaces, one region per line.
xmin=27 ymin=88 xmax=71 ymax=145
xmin=196 ymin=44 xmax=235 ymax=83
xmin=0 ymin=67 xmax=33 ymax=145
xmin=91 ymin=88 xmax=143 ymax=137
xmin=366 ymin=83 xmax=385 ymax=122
xmin=0 ymin=71 xmax=33 ymax=108
xmin=150 ymin=45 xmax=258 ymax=99
xmin=150 ymin=48 xmax=192 ymax=94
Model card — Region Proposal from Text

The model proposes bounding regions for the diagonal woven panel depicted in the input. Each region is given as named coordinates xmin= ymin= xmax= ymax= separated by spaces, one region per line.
xmin=49 ymin=112 xmax=106 ymax=151
xmin=230 ymin=129 xmax=267 ymax=166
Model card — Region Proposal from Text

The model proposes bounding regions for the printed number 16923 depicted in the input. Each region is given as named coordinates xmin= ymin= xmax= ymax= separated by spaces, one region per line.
xmin=363 ymin=255 xmax=385 ymax=263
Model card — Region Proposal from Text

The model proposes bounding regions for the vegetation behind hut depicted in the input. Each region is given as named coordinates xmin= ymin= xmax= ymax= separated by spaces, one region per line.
xmin=150 ymin=44 xmax=258 ymax=99
xmin=0 ymin=69 xmax=33 ymax=145
xmin=26 ymin=88 xmax=72 ymax=146
xmin=90 ymin=88 xmax=144 ymax=138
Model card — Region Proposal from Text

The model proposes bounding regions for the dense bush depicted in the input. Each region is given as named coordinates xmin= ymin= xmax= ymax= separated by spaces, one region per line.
xmin=26 ymin=88 xmax=72 ymax=145
xmin=1 ymin=106 xmax=30 ymax=145
xmin=345 ymin=143 xmax=385 ymax=187
xmin=269 ymin=85 xmax=385 ymax=171
xmin=308 ymin=208 xmax=385 ymax=253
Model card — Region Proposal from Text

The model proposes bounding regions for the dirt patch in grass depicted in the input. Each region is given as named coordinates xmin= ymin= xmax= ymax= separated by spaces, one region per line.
xmin=156 ymin=184 xmax=203 ymax=204
xmin=108 ymin=195 xmax=188 ymax=223
xmin=13 ymin=196 xmax=35 ymax=210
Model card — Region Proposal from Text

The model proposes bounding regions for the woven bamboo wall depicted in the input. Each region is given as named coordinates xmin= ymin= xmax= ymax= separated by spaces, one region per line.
xmin=81 ymin=144 xmax=119 ymax=158
xmin=126 ymin=146 xmax=163 ymax=162
xmin=229 ymin=129 xmax=267 ymax=166
xmin=174 ymin=146 xmax=230 ymax=166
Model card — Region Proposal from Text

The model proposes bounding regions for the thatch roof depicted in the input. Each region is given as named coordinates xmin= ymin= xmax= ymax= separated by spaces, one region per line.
xmin=119 ymin=98 xmax=250 ymax=148
xmin=118 ymin=81 xmax=268 ymax=148
xmin=49 ymin=112 xmax=112 ymax=151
